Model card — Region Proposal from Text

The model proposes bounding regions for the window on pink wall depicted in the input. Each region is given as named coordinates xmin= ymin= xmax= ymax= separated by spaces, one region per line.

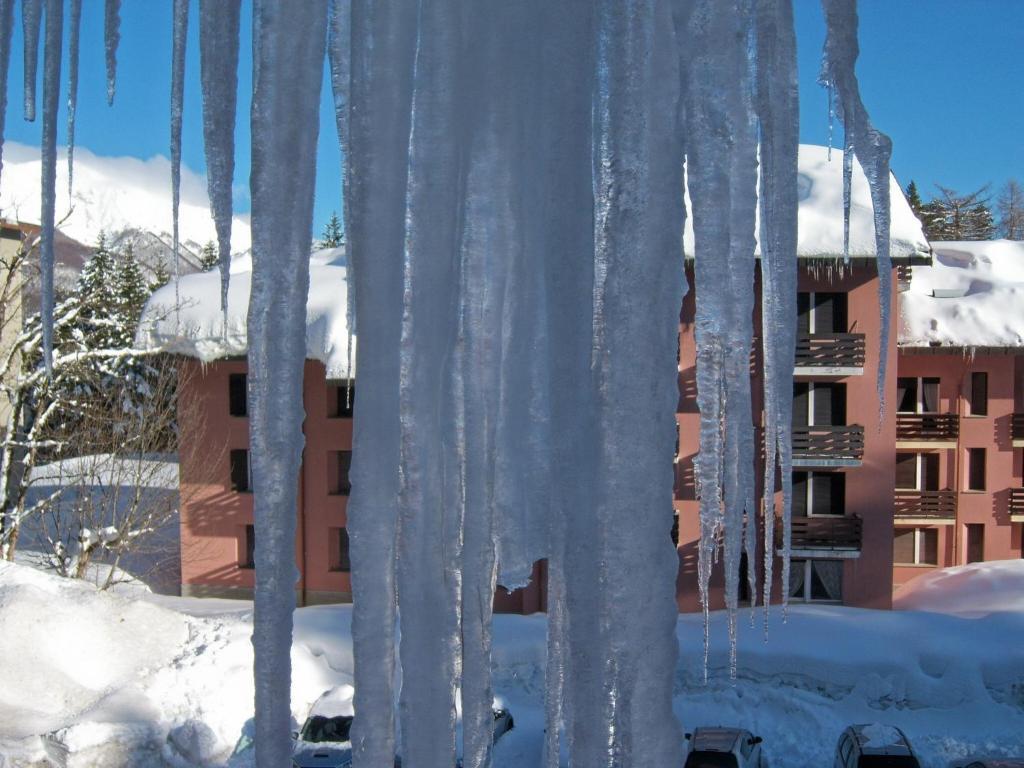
xmin=967 ymin=448 xmax=986 ymax=491
xmin=969 ymin=372 xmax=988 ymax=416
xmin=328 ymin=451 xmax=353 ymax=495
xmin=966 ymin=523 xmax=984 ymax=564
xmin=327 ymin=381 xmax=355 ymax=419
xmin=229 ymin=373 xmax=247 ymax=417
xmin=240 ymin=525 xmax=255 ymax=569
xmin=330 ymin=527 xmax=351 ymax=572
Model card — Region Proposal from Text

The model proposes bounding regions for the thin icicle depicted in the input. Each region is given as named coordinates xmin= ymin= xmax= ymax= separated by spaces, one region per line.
xmin=826 ymin=81 xmax=834 ymax=160
xmin=842 ymin=138 xmax=852 ymax=263
xmin=170 ymin=0 xmax=187 ymax=327
xmin=198 ymin=0 xmax=240 ymax=332
xmin=38 ymin=0 xmax=62 ymax=371
xmin=0 ymin=0 xmax=15 ymax=188
xmin=66 ymin=0 xmax=80 ymax=196
xmin=22 ymin=0 xmax=41 ymax=121
xmin=104 ymin=0 xmax=119 ymax=105
xmin=821 ymin=0 xmax=893 ymax=410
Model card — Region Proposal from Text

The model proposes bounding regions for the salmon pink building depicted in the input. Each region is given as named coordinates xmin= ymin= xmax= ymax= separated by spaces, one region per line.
xmin=139 ymin=147 xmax=1021 ymax=612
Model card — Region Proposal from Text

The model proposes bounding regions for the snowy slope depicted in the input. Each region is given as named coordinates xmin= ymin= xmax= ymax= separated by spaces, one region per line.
xmin=893 ymin=559 xmax=1024 ymax=617
xmin=1 ymin=560 xmax=1023 ymax=768
xmin=0 ymin=141 xmax=251 ymax=255
xmin=136 ymin=247 xmax=353 ymax=378
xmin=900 ymin=239 xmax=1024 ymax=348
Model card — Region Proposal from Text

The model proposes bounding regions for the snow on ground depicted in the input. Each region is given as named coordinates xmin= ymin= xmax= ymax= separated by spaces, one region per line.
xmin=0 ymin=142 xmax=252 ymax=254
xmin=136 ymin=247 xmax=353 ymax=379
xmin=29 ymin=454 xmax=180 ymax=490
xmin=893 ymin=559 xmax=1024 ymax=617
xmin=900 ymin=239 xmax=1024 ymax=348
xmin=1 ymin=560 xmax=1022 ymax=767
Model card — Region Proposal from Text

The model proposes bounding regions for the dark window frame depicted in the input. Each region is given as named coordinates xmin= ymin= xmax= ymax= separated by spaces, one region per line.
xmin=967 ymin=447 xmax=986 ymax=491
xmin=241 ymin=524 xmax=255 ymax=569
xmin=230 ymin=449 xmax=252 ymax=493
xmin=969 ymin=371 xmax=988 ymax=417
xmin=228 ymin=373 xmax=248 ymax=417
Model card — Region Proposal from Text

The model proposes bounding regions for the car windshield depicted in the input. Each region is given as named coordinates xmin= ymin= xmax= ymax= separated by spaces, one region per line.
xmin=685 ymin=752 xmax=739 ymax=768
xmin=299 ymin=715 xmax=353 ymax=744
xmin=858 ymin=756 xmax=920 ymax=768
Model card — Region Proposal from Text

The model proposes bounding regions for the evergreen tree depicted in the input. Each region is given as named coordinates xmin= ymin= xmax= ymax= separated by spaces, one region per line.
xmin=997 ymin=180 xmax=1024 ymax=240
xmin=149 ymin=257 xmax=171 ymax=293
xmin=77 ymin=234 xmax=121 ymax=349
xmin=199 ymin=240 xmax=219 ymax=271
xmin=905 ymin=181 xmax=924 ymax=218
xmin=318 ymin=212 xmax=344 ymax=249
xmin=115 ymin=244 xmax=151 ymax=333
xmin=920 ymin=185 xmax=995 ymax=241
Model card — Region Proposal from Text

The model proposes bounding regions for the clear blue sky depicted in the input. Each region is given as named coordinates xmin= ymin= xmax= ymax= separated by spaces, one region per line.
xmin=4 ymin=1 xmax=1022 ymax=235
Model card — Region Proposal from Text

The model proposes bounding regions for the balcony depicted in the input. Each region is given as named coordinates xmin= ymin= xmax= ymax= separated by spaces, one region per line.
xmin=1010 ymin=488 xmax=1024 ymax=523
xmin=793 ymin=333 xmax=866 ymax=376
xmin=791 ymin=425 xmax=864 ymax=467
xmin=895 ymin=413 xmax=959 ymax=447
xmin=894 ymin=490 xmax=956 ymax=524
xmin=1012 ymin=414 xmax=1024 ymax=448
xmin=775 ymin=514 xmax=862 ymax=558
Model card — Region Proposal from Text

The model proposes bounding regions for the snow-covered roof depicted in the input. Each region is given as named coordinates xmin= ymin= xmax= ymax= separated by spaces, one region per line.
xmin=683 ymin=143 xmax=930 ymax=261
xmin=899 ymin=239 xmax=1024 ymax=350
xmin=136 ymin=247 xmax=353 ymax=378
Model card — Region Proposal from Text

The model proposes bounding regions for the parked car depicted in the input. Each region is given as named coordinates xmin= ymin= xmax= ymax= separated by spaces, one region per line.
xmin=683 ymin=726 xmax=764 ymax=768
xmin=949 ymin=760 xmax=1024 ymax=768
xmin=834 ymin=724 xmax=921 ymax=768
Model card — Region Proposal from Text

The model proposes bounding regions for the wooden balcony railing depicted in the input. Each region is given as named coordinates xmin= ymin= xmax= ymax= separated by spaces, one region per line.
xmin=896 ymin=413 xmax=959 ymax=442
xmin=794 ymin=333 xmax=866 ymax=370
xmin=1010 ymin=488 xmax=1024 ymax=518
xmin=776 ymin=514 xmax=863 ymax=551
xmin=1012 ymin=414 xmax=1024 ymax=443
xmin=792 ymin=425 xmax=865 ymax=464
xmin=894 ymin=490 xmax=956 ymax=521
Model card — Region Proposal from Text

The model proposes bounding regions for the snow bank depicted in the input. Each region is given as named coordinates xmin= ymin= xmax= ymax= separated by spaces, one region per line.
xmin=682 ymin=143 xmax=929 ymax=260
xmin=136 ymin=247 xmax=353 ymax=378
xmin=0 ymin=141 xmax=252 ymax=253
xmin=893 ymin=559 xmax=1024 ymax=617
xmin=900 ymin=239 xmax=1024 ymax=348
xmin=30 ymin=453 xmax=179 ymax=490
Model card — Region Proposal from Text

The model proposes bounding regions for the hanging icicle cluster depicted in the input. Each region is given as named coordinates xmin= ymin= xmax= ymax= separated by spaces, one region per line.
xmin=0 ymin=1 xmax=896 ymax=765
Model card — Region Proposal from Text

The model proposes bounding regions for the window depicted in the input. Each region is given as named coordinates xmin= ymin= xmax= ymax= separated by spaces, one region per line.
xmin=240 ymin=524 xmax=255 ymax=569
xmin=966 ymin=523 xmax=984 ymax=564
xmin=331 ymin=527 xmax=352 ymax=572
xmin=792 ymin=471 xmax=845 ymax=516
xmin=793 ymin=382 xmax=847 ymax=427
xmin=328 ymin=381 xmax=355 ymax=419
xmin=895 ymin=452 xmax=939 ymax=491
xmin=788 ymin=559 xmax=843 ymax=602
xmin=670 ymin=514 xmax=679 ymax=546
xmin=893 ymin=527 xmax=938 ymax=565
xmin=967 ymin=448 xmax=986 ymax=491
xmin=230 ymin=449 xmax=252 ymax=493
xmin=969 ymin=372 xmax=988 ymax=416
xmin=897 ymin=377 xmax=940 ymax=414
xmin=229 ymin=373 xmax=247 ymax=417
xmin=328 ymin=450 xmax=353 ymax=495
xmin=797 ymin=292 xmax=848 ymax=334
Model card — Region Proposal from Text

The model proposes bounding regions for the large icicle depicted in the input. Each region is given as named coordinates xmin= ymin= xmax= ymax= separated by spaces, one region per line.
xmin=170 ymin=0 xmax=187 ymax=323
xmin=346 ymin=3 xmax=417 ymax=766
xmin=198 ymin=0 xmax=240 ymax=327
xmin=104 ymin=0 xmax=119 ymax=105
xmin=66 ymin=0 xmax=80 ymax=196
xmin=0 ymin=0 xmax=14 ymax=187
xmin=38 ymin=0 xmax=62 ymax=372
xmin=753 ymin=0 xmax=799 ymax=618
xmin=821 ymin=0 xmax=893 ymax=407
xmin=22 ymin=0 xmax=40 ymax=121
xmin=246 ymin=2 xmax=327 ymax=767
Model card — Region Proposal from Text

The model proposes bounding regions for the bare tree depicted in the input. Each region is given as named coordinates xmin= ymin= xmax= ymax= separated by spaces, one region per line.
xmin=997 ymin=180 xmax=1024 ymax=240
xmin=922 ymin=185 xmax=995 ymax=241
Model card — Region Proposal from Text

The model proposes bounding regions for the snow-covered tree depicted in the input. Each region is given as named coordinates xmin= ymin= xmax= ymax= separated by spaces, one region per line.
xmin=149 ymin=257 xmax=171 ymax=293
xmin=921 ymin=185 xmax=995 ymax=241
xmin=198 ymin=239 xmax=219 ymax=270
xmin=318 ymin=212 xmax=344 ymax=249
xmin=904 ymin=181 xmax=924 ymax=218
xmin=997 ymin=180 xmax=1024 ymax=240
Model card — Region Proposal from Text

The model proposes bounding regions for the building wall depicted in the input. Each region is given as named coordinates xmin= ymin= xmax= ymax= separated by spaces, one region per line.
xmin=676 ymin=261 xmax=897 ymax=612
xmin=0 ymin=225 xmax=25 ymax=434
xmin=893 ymin=352 xmax=1023 ymax=593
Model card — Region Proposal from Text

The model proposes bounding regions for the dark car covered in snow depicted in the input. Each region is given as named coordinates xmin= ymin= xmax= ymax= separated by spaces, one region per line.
xmin=683 ymin=726 xmax=764 ymax=768
xmin=834 ymin=724 xmax=921 ymax=768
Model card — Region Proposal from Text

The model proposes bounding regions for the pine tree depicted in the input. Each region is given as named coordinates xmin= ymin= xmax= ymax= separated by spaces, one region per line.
xmin=115 ymin=244 xmax=151 ymax=333
xmin=318 ymin=212 xmax=344 ymax=249
xmin=997 ymin=180 xmax=1024 ymax=240
xmin=199 ymin=240 xmax=219 ymax=271
xmin=905 ymin=181 xmax=924 ymax=218
xmin=77 ymin=234 xmax=121 ymax=349
xmin=149 ymin=257 xmax=171 ymax=293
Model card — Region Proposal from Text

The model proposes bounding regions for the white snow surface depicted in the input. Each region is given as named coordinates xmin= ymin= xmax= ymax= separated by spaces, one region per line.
xmin=0 ymin=141 xmax=251 ymax=253
xmin=682 ymin=143 xmax=928 ymax=260
xmin=2 ymin=560 xmax=1023 ymax=767
xmin=893 ymin=559 xmax=1024 ymax=617
xmin=136 ymin=247 xmax=352 ymax=378
xmin=860 ymin=723 xmax=905 ymax=748
xmin=900 ymin=239 xmax=1024 ymax=348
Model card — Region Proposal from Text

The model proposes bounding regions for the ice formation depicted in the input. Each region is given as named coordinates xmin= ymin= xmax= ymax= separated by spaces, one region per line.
xmin=103 ymin=0 xmax=119 ymax=105
xmin=4 ymin=1 xmax=901 ymax=765
xmin=21 ymin=0 xmax=40 ymax=121
xmin=170 ymin=0 xmax=187 ymax=321
xmin=198 ymin=0 xmax=239 ymax=327
xmin=39 ymin=0 xmax=62 ymax=371
xmin=0 ymin=0 xmax=12 ymax=187
xmin=65 ymin=0 xmax=79 ymax=195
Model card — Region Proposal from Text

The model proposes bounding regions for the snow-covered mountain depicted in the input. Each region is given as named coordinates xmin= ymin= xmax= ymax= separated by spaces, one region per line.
xmin=0 ymin=141 xmax=252 ymax=275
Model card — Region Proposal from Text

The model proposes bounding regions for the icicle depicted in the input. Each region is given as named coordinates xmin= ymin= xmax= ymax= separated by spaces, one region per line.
xmin=821 ymin=0 xmax=893 ymax=411
xmin=246 ymin=2 xmax=328 ymax=767
xmin=38 ymin=0 xmax=62 ymax=372
xmin=842 ymin=137 xmax=852 ymax=263
xmin=0 ymin=0 xmax=15 ymax=188
xmin=66 ymin=0 xmax=80 ymax=196
xmin=198 ymin=0 xmax=240 ymax=332
xmin=753 ymin=0 xmax=799 ymax=624
xmin=826 ymin=81 xmax=834 ymax=160
xmin=104 ymin=0 xmax=119 ymax=105
xmin=170 ymin=0 xmax=187 ymax=327
xmin=22 ymin=0 xmax=41 ymax=121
